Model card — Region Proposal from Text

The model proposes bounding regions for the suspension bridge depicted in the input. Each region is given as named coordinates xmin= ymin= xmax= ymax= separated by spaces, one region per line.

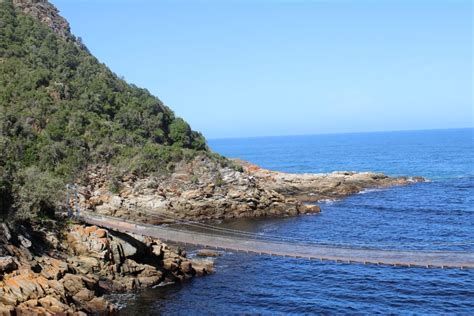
xmin=78 ymin=211 xmax=474 ymax=269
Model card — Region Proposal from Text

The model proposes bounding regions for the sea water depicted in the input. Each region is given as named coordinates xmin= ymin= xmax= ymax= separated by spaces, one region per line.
xmin=119 ymin=128 xmax=474 ymax=314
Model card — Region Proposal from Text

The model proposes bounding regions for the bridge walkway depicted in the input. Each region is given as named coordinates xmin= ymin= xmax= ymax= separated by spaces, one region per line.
xmin=79 ymin=212 xmax=474 ymax=269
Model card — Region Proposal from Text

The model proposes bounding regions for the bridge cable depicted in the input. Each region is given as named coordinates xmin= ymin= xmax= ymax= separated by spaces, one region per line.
xmin=130 ymin=208 xmax=474 ymax=248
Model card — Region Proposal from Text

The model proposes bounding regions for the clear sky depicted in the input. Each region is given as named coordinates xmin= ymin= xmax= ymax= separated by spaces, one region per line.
xmin=52 ymin=0 xmax=472 ymax=139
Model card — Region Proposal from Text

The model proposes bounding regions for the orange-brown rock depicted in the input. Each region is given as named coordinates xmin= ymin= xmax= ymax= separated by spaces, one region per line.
xmin=0 ymin=221 xmax=214 ymax=315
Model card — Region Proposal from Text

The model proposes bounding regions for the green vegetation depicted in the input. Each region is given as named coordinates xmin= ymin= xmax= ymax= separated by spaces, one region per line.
xmin=0 ymin=1 xmax=208 ymax=221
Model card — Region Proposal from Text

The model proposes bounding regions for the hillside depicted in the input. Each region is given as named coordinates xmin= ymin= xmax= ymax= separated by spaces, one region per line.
xmin=0 ymin=0 xmax=421 ymax=225
xmin=0 ymin=2 xmax=428 ymax=314
xmin=0 ymin=0 xmax=208 ymax=220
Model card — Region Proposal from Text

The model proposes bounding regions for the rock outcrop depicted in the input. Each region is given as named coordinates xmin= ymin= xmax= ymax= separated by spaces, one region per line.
xmin=12 ymin=0 xmax=86 ymax=48
xmin=1 ymin=158 xmax=421 ymax=314
xmin=76 ymin=156 xmax=424 ymax=222
xmin=236 ymin=160 xmax=425 ymax=202
xmin=2 ymin=1 xmax=428 ymax=314
xmin=0 ymin=221 xmax=212 ymax=315
xmin=77 ymin=156 xmax=321 ymax=223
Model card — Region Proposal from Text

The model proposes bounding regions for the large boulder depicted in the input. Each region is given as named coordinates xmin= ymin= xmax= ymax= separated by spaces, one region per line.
xmin=196 ymin=249 xmax=221 ymax=257
xmin=110 ymin=237 xmax=137 ymax=262
xmin=191 ymin=259 xmax=214 ymax=277
xmin=38 ymin=296 xmax=70 ymax=314
xmin=61 ymin=273 xmax=85 ymax=296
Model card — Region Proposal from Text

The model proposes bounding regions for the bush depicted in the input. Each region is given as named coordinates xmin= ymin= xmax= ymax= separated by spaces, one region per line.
xmin=12 ymin=167 xmax=64 ymax=221
xmin=0 ymin=1 xmax=211 ymax=222
xmin=169 ymin=118 xmax=192 ymax=148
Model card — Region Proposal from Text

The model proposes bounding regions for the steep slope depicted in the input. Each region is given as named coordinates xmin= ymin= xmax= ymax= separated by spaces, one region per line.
xmin=0 ymin=2 xmax=427 ymax=314
xmin=0 ymin=0 xmax=207 ymax=220
xmin=0 ymin=0 xmax=419 ymax=225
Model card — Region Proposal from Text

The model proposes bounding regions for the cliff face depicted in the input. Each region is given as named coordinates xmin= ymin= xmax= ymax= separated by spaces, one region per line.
xmin=12 ymin=0 xmax=73 ymax=41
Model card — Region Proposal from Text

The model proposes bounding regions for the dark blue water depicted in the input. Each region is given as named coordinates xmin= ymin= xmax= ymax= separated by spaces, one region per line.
xmin=210 ymin=128 xmax=473 ymax=180
xmin=120 ymin=128 xmax=474 ymax=314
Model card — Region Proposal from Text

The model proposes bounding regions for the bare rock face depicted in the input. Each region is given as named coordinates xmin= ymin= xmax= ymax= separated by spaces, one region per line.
xmin=12 ymin=0 xmax=71 ymax=39
xmin=77 ymin=155 xmax=423 ymax=222
xmin=0 ymin=222 xmax=213 ymax=315
xmin=190 ymin=258 xmax=215 ymax=277
xmin=12 ymin=0 xmax=87 ymax=49
xmin=235 ymin=160 xmax=425 ymax=203
xmin=78 ymin=156 xmax=319 ymax=223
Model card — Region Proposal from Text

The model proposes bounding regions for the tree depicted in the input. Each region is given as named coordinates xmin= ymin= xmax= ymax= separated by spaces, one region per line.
xmin=0 ymin=0 xmax=210 ymax=221
xmin=169 ymin=118 xmax=192 ymax=148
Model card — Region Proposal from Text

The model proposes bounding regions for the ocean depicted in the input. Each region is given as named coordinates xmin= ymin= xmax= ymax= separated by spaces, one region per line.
xmin=119 ymin=128 xmax=474 ymax=314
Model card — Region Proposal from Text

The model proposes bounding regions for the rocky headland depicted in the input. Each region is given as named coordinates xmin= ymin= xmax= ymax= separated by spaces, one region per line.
xmin=0 ymin=1 xmax=427 ymax=314
xmin=77 ymin=156 xmax=424 ymax=223
xmin=235 ymin=159 xmax=425 ymax=202
xmin=0 ymin=157 xmax=424 ymax=314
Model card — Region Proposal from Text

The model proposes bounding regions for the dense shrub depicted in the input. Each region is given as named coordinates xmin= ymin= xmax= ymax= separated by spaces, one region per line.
xmin=0 ymin=1 xmax=208 ymax=221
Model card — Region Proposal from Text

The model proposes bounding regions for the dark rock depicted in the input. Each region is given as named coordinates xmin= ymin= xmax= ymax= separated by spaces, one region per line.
xmin=0 ymin=256 xmax=18 ymax=274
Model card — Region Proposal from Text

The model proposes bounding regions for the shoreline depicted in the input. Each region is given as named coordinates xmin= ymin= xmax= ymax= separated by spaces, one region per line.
xmin=0 ymin=221 xmax=214 ymax=315
xmin=75 ymin=156 xmax=425 ymax=224
xmin=0 ymin=159 xmax=424 ymax=314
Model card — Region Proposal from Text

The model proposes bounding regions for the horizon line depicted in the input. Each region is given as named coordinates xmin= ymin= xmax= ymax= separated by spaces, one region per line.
xmin=207 ymin=126 xmax=474 ymax=141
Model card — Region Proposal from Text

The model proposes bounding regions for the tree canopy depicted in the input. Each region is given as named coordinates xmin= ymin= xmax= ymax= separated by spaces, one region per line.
xmin=0 ymin=1 xmax=208 ymax=220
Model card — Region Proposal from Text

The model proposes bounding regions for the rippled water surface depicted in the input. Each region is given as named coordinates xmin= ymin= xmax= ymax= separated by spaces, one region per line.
xmin=119 ymin=128 xmax=474 ymax=314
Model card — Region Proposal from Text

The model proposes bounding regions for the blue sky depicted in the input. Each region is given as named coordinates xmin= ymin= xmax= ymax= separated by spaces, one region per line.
xmin=53 ymin=0 xmax=472 ymax=138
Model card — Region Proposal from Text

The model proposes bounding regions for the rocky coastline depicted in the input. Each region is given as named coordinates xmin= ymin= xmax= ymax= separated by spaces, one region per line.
xmin=0 ymin=221 xmax=213 ymax=315
xmin=77 ymin=156 xmax=424 ymax=223
xmin=235 ymin=159 xmax=425 ymax=202
xmin=0 ymin=1 xmax=428 ymax=314
xmin=0 ymin=158 xmax=425 ymax=314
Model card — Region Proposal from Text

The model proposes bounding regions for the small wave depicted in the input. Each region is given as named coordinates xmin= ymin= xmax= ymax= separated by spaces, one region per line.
xmin=319 ymin=198 xmax=338 ymax=204
xmin=260 ymin=223 xmax=279 ymax=234
xmin=152 ymin=281 xmax=175 ymax=288
xmin=407 ymin=177 xmax=431 ymax=183
xmin=358 ymin=188 xmax=383 ymax=194
xmin=103 ymin=293 xmax=136 ymax=310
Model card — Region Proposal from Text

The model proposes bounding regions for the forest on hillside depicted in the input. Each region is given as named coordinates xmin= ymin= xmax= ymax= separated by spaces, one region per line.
xmin=0 ymin=1 xmax=209 ymax=220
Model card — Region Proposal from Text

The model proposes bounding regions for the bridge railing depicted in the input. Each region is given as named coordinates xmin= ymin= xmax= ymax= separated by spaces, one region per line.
xmin=81 ymin=206 xmax=474 ymax=252
xmin=79 ymin=211 xmax=474 ymax=269
xmin=79 ymin=211 xmax=474 ymax=254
